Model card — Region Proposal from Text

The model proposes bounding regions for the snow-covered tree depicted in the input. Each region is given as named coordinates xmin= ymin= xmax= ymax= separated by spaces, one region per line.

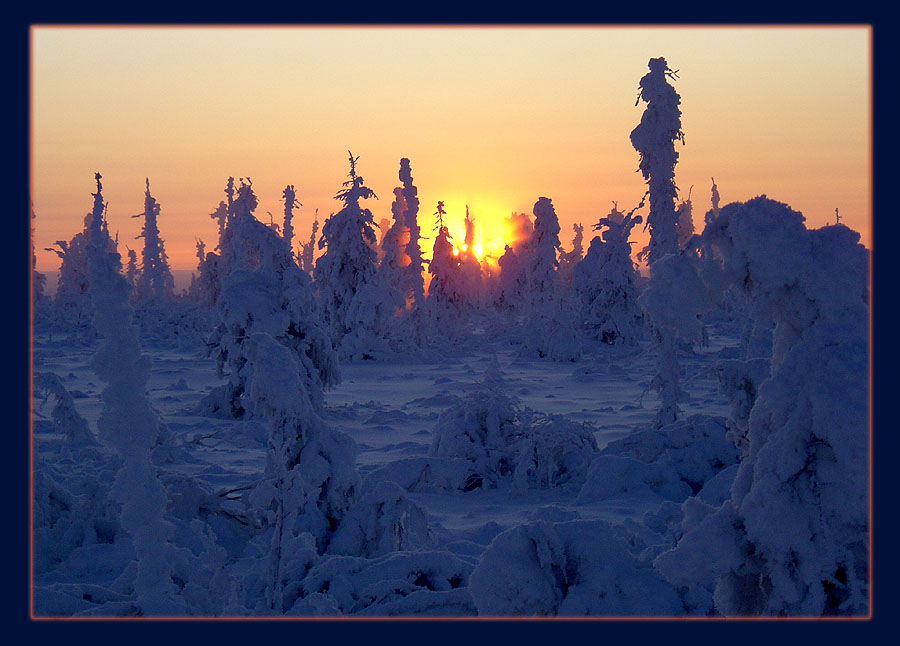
xmin=376 ymin=185 xmax=411 ymax=318
xmin=425 ymin=201 xmax=464 ymax=332
xmin=526 ymin=197 xmax=561 ymax=306
xmin=654 ymin=196 xmax=869 ymax=616
xmin=314 ymin=152 xmax=394 ymax=360
xmin=675 ymin=187 xmax=695 ymax=250
xmin=638 ymin=250 xmax=713 ymax=428
xmin=241 ymin=333 xmax=359 ymax=613
xmin=124 ymin=248 xmax=140 ymax=291
xmin=558 ymin=222 xmax=584 ymax=285
xmin=630 ymin=57 xmax=685 ymax=266
xmin=32 ymin=205 xmax=47 ymax=309
xmin=203 ymin=177 xmax=339 ymax=418
xmin=282 ymin=185 xmax=300 ymax=258
xmin=400 ymin=158 xmax=426 ymax=317
xmin=84 ymin=172 xmax=184 ymax=615
xmin=574 ymin=203 xmax=644 ymax=345
xmin=134 ymin=179 xmax=175 ymax=304
xmin=299 ymin=210 xmax=319 ymax=276
xmin=45 ymin=215 xmax=93 ymax=326
xmin=455 ymin=206 xmax=484 ymax=307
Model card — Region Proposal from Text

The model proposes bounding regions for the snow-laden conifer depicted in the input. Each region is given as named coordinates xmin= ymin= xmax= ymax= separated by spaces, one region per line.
xmin=314 ymin=152 xmax=395 ymax=360
xmin=204 ymin=178 xmax=339 ymax=418
xmin=282 ymin=185 xmax=299 ymax=257
xmin=574 ymin=203 xmax=644 ymax=345
xmin=630 ymin=57 xmax=684 ymax=266
xmin=84 ymin=173 xmax=184 ymax=615
xmin=134 ymin=179 xmax=175 ymax=304
xmin=653 ymin=196 xmax=869 ymax=616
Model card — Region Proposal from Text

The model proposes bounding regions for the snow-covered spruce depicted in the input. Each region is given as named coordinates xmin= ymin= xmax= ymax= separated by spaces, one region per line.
xmin=574 ymin=203 xmax=644 ymax=346
xmin=469 ymin=519 xmax=682 ymax=616
xmin=400 ymin=159 xmax=426 ymax=325
xmin=630 ymin=56 xmax=684 ymax=267
xmin=84 ymin=173 xmax=184 ymax=615
xmin=282 ymin=184 xmax=299 ymax=258
xmin=425 ymin=201 xmax=466 ymax=336
xmin=133 ymin=179 xmax=175 ymax=304
xmin=314 ymin=152 xmax=396 ymax=360
xmin=519 ymin=197 xmax=584 ymax=361
xmin=653 ymin=196 xmax=869 ymax=616
xmin=203 ymin=178 xmax=339 ymax=418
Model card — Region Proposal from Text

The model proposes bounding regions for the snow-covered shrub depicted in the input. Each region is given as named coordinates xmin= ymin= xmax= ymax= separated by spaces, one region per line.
xmin=315 ymin=152 xmax=396 ymax=360
xmin=430 ymin=388 xmax=597 ymax=490
xmin=630 ymin=56 xmax=684 ymax=266
xmin=33 ymin=459 xmax=121 ymax=579
xmin=328 ymin=480 xmax=432 ymax=558
xmin=575 ymin=454 xmax=691 ymax=503
xmin=469 ymin=519 xmax=682 ymax=616
xmin=596 ymin=414 xmax=739 ymax=496
xmin=520 ymin=294 xmax=584 ymax=361
xmin=203 ymin=178 xmax=339 ymax=418
xmin=33 ymin=372 xmax=97 ymax=447
xmin=574 ymin=204 xmax=644 ymax=345
xmin=297 ymin=550 xmax=475 ymax=616
xmin=654 ymin=196 xmax=869 ymax=616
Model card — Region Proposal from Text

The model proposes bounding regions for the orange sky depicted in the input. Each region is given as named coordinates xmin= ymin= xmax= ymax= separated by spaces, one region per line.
xmin=31 ymin=25 xmax=871 ymax=273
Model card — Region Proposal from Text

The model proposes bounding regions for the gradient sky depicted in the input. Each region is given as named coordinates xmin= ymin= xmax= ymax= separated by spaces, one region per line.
xmin=31 ymin=25 xmax=871 ymax=273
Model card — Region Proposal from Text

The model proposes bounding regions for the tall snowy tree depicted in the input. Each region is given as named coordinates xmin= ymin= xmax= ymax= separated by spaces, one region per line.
xmin=84 ymin=173 xmax=184 ymax=615
xmin=282 ymin=185 xmax=300 ymax=258
xmin=204 ymin=177 xmax=339 ymax=418
xmin=314 ymin=151 xmax=394 ymax=360
xmin=134 ymin=179 xmax=175 ymax=304
xmin=558 ymin=222 xmax=584 ymax=286
xmin=299 ymin=210 xmax=319 ymax=276
xmin=527 ymin=197 xmax=562 ymax=307
xmin=377 ymin=185 xmax=411 ymax=317
xmin=654 ymin=196 xmax=869 ymax=616
xmin=630 ymin=57 xmax=685 ymax=266
xmin=400 ymin=158 xmax=426 ymax=318
xmin=425 ymin=201 xmax=463 ymax=331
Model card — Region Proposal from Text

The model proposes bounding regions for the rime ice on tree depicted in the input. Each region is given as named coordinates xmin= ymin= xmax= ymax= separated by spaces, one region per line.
xmin=630 ymin=57 xmax=684 ymax=266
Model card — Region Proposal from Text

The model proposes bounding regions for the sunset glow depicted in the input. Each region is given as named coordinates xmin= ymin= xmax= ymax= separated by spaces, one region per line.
xmin=31 ymin=25 xmax=871 ymax=277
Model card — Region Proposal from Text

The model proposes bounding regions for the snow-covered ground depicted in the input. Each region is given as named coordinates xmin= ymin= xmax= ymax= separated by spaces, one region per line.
xmin=32 ymin=313 xmax=742 ymax=617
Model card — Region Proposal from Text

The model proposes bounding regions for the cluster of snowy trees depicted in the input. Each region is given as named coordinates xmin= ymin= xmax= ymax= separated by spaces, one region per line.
xmin=32 ymin=57 xmax=869 ymax=618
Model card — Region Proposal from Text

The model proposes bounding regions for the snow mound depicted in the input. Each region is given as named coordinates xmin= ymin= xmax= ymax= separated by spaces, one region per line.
xmin=469 ymin=519 xmax=681 ymax=616
xmin=298 ymin=550 xmax=475 ymax=616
